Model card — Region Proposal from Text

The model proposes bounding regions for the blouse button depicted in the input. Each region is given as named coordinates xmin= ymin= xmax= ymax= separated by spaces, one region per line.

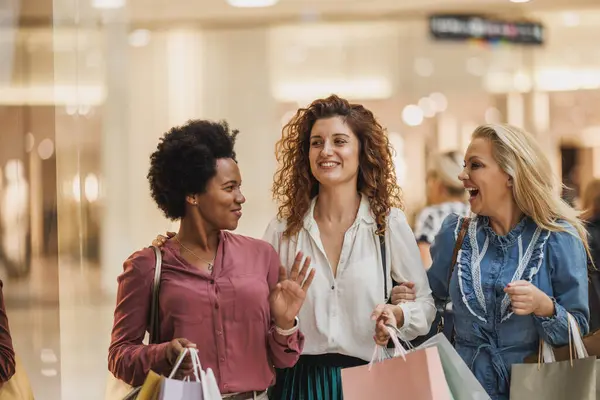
xmin=220 ymin=357 xmax=225 ymax=362
xmin=331 ymin=286 xmax=335 ymax=290
xmin=217 ymin=330 xmax=222 ymax=335
xmin=215 ymin=303 xmax=220 ymax=309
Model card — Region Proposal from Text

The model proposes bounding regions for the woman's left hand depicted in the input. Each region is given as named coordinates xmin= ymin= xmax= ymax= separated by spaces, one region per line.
xmin=371 ymin=304 xmax=404 ymax=346
xmin=269 ymin=252 xmax=316 ymax=329
xmin=504 ymin=280 xmax=555 ymax=317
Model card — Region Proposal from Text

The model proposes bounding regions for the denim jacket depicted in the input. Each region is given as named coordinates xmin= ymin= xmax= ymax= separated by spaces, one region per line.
xmin=428 ymin=214 xmax=590 ymax=400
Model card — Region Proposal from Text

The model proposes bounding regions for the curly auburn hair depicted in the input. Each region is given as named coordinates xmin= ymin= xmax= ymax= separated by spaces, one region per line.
xmin=147 ymin=119 xmax=238 ymax=220
xmin=272 ymin=94 xmax=403 ymax=237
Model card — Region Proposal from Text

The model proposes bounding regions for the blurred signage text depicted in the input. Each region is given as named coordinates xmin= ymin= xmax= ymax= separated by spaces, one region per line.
xmin=429 ymin=15 xmax=544 ymax=45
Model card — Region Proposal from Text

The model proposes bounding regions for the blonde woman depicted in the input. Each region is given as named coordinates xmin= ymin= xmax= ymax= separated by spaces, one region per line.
xmin=413 ymin=151 xmax=469 ymax=269
xmin=384 ymin=124 xmax=591 ymax=400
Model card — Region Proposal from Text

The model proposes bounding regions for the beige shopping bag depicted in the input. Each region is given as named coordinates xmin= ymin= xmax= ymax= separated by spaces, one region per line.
xmin=511 ymin=314 xmax=597 ymax=400
xmin=0 ymin=356 xmax=34 ymax=400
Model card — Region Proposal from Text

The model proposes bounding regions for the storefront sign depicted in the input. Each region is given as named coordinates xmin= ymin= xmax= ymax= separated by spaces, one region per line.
xmin=429 ymin=15 xmax=544 ymax=45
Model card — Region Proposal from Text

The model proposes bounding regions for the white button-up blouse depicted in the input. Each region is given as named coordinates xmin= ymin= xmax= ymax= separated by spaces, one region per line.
xmin=263 ymin=195 xmax=436 ymax=361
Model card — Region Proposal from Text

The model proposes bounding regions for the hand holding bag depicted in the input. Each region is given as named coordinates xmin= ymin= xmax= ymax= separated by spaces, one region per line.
xmin=511 ymin=314 xmax=597 ymax=400
xmin=342 ymin=326 xmax=452 ymax=400
xmin=159 ymin=348 xmax=205 ymax=400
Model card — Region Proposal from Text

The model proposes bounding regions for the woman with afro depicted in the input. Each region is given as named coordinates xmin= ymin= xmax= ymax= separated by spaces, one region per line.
xmin=108 ymin=120 xmax=314 ymax=400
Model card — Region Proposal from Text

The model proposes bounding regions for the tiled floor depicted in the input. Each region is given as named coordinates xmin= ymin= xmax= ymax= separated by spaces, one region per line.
xmin=3 ymin=257 xmax=115 ymax=400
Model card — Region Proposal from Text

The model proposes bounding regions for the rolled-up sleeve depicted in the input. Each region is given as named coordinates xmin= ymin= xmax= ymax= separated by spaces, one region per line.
xmin=388 ymin=209 xmax=436 ymax=340
xmin=0 ymin=280 xmax=15 ymax=383
xmin=265 ymin=245 xmax=304 ymax=368
xmin=107 ymin=249 xmax=172 ymax=387
xmin=533 ymin=226 xmax=590 ymax=346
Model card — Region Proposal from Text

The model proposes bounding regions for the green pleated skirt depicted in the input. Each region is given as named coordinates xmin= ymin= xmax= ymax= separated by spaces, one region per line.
xmin=268 ymin=354 xmax=367 ymax=400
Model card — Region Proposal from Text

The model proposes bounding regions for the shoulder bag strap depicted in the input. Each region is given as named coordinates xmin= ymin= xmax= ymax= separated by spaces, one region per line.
xmin=447 ymin=217 xmax=470 ymax=293
xmin=379 ymin=233 xmax=388 ymax=301
xmin=149 ymin=245 xmax=163 ymax=344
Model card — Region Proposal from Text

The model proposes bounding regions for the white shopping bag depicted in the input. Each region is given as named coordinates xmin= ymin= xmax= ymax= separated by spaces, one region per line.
xmin=159 ymin=348 xmax=205 ymax=400
xmin=417 ymin=334 xmax=490 ymax=400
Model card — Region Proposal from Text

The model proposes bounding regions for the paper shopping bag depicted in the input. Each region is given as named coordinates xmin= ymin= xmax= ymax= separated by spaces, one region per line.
xmin=511 ymin=356 xmax=597 ymax=400
xmin=341 ymin=347 xmax=451 ymax=400
xmin=0 ymin=356 xmax=34 ymax=400
xmin=137 ymin=370 xmax=163 ymax=400
xmin=418 ymin=333 xmax=490 ymax=400
xmin=158 ymin=377 xmax=204 ymax=400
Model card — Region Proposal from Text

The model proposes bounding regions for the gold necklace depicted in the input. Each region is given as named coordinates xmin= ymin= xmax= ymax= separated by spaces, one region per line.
xmin=174 ymin=236 xmax=215 ymax=272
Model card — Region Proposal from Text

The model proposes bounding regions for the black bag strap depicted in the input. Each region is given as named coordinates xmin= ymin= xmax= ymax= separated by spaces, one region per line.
xmin=380 ymin=233 xmax=388 ymax=300
xmin=149 ymin=245 xmax=163 ymax=344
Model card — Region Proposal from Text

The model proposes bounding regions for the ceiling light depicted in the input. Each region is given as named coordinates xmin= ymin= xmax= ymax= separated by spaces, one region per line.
xmin=227 ymin=0 xmax=278 ymax=7
xmin=509 ymin=0 xmax=530 ymax=3
xmin=92 ymin=0 xmax=125 ymax=9
xmin=402 ymin=105 xmax=424 ymax=127
xmin=429 ymin=92 xmax=448 ymax=113
xmin=562 ymin=12 xmax=580 ymax=27
xmin=128 ymin=29 xmax=151 ymax=47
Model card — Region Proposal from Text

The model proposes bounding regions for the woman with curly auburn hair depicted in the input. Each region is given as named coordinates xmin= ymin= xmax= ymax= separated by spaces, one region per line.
xmin=263 ymin=95 xmax=436 ymax=399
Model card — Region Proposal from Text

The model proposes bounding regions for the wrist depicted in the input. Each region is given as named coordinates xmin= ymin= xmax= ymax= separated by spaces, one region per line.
xmin=274 ymin=317 xmax=296 ymax=331
xmin=534 ymin=294 xmax=555 ymax=317
xmin=392 ymin=305 xmax=405 ymax=328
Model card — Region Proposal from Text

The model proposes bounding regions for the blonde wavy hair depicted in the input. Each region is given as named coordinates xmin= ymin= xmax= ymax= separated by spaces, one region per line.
xmin=472 ymin=124 xmax=591 ymax=258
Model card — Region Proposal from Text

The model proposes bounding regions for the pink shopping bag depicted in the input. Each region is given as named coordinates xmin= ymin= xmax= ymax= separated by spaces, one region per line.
xmin=341 ymin=346 xmax=451 ymax=400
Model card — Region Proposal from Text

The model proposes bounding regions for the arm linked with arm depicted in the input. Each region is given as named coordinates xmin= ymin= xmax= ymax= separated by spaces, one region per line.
xmin=389 ymin=210 xmax=437 ymax=341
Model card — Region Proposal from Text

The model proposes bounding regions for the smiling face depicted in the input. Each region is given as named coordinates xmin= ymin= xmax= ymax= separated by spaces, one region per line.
xmin=192 ymin=158 xmax=246 ymax=231
xmin=308 ymin=116 xmax=360 ymax=189
xmin=459 ymin=137 xmax=514 ymax=217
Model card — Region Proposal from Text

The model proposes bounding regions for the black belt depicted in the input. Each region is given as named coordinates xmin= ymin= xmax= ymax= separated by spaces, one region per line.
xmin=297 ymin=353 xmax=368 ymax=368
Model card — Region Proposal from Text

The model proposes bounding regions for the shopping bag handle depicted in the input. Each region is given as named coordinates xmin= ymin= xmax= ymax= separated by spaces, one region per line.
xmin=168 ymin=348 xmax=203 ymax=382
xmin=539 ymin=313 xmax=588 ymax=366
xmin=368 ymin=325 xmax=411 ymax=371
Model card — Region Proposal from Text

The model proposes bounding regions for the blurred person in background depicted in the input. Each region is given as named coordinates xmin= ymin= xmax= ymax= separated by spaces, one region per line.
xmin=0 ymin=280 xmax=15 ymax=386
xmin=413 ymin=151 xmax=469 ymax=269
xmin=385 ymin=124 xmax=591 ymax=400
xmin=109 ymin=120 xmax=314 ymax=400
xmin=581 ymin=178 xmax=600 ymax=332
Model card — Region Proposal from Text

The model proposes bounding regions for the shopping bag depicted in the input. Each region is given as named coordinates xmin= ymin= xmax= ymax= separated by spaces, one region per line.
xmin=511 ymin=314 xmax=597 ymax=400
xmin=341 ymin=326 xmax=451 ymax=400
xmin=417 ymin=333 xmax=490 ymax=400
xmin=0 ymin=356 xmax=34 ymax=400
xmin=137 ymin=371 xmax=163 ymax=400
xmin=158 ymin=347 xmax=219 ymax=400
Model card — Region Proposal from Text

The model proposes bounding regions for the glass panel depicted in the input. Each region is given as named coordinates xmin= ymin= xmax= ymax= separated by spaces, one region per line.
xmin=1 ymin=1 xmax=61 ymax=397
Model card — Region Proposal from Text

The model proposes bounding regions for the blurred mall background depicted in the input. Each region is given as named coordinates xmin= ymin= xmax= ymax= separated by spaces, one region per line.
xmin=1 ymin=0 xmax=600 ymax=397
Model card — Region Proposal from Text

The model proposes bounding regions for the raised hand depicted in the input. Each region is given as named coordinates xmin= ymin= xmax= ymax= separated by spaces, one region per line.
xmin=269 ymin=252 xmax=315 ymax=330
